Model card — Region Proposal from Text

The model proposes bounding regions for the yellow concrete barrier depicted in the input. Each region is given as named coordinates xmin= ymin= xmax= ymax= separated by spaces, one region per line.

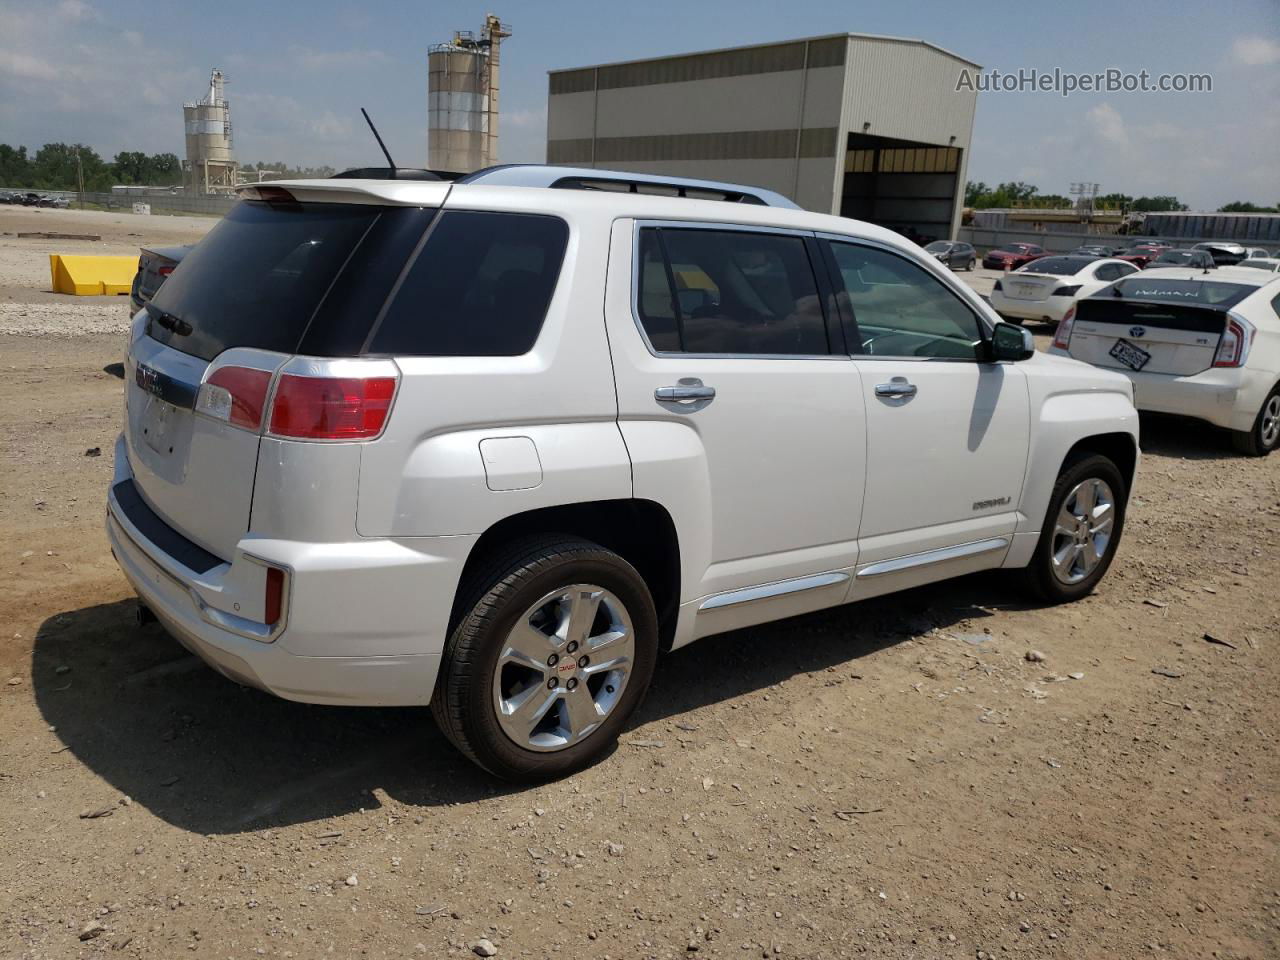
xmin=49 ymin=254 xmax=137 ymax=296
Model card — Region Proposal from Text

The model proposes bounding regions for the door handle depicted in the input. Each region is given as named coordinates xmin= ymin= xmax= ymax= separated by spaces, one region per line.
xmin=655 ymin=383 xmax=716 ymax=403
xmin=875 ymin=378 xmax=918 ymax=399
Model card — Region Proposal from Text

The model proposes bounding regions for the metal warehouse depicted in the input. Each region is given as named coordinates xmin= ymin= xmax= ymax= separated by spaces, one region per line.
xmin=546 ymin=33 xmax=980 ymax=241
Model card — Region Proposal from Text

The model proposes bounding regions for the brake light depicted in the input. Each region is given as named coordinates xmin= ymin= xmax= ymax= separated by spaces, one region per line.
xmin=264 ymin=566 xmax=285 ymax=626
xmin=992 ymin=279 xmax=1003 ymax=292
xmin=198 ymin=366 xmax=272 ymax=430
xmin=268 ymin=374 xmax=397 ymax=440
xmin=239 ymin=185 xmax=297 ymax=204
xmin=1052 ymin=285 xmax=1081 ymax=297
xmin=1053 ymin=306 xmax=1076 ymax=350
xmin=1213 ymin=314 xmax=1253 ymax=368
xmin=157 ymin=264 xmax=175 ymax=277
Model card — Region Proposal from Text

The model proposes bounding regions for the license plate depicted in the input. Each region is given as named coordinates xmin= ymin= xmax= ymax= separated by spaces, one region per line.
xmin=140 ymin=395 xmax=173 ymax=454
xmin=1109 ymin=337 xmax=1151 ymax=372
xmin=1014 ymin=283 xmax=1036 ymax=297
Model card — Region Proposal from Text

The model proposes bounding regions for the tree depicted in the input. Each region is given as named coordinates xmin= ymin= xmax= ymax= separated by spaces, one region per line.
xmin=0 ymin=144 xmax=33 ymax=186
xmin=1132 ymin=196 xmax=1188 ymax=212
xmin=1218 ymin=201 xmax=1278 ymax=213
xmin=1095 ymin=193 xmax=1133 ymax=211
xmin=964 ymin=180 xmax=989 ymax=206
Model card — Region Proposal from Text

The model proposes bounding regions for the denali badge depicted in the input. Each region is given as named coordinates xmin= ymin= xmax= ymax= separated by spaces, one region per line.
xmin=973 ymin=496 xmax=1011 ymax=511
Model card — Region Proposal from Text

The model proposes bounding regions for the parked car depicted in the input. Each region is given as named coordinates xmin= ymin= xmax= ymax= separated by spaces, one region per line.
xmin=1192 ymin=241 xmax=1247 ymax=266
xmin=982 ymin=242 xmax=1045 ymax=270
xmin=1236 ymin=257 xmax=1280 ymax=274
xmin=1051 ymin=265 xmax=1280 ymax=455
xmin=130 ymin=245 xmax=193 ymax=315
xmin=990 ymin=255 xmax=1140 ymax=325
xmin=1069 ymin=244 xmax=1114 ymax=258
xmin=106 ymin=165 xmax=1139 ymax=780
xmin=1150 ymin=249 xmax=1215 ymax=270
xmin=923 ymin=240 xmax=976 ymax=271
xmin=1243 ymin=247 xmax=1271 ymax=259
xmin=1115 ymin=242 xmax=1172 ymax=269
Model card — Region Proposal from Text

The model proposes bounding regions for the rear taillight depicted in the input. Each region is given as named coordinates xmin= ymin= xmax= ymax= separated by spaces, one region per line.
xmin=1213 ymin=314 xmax=1253 ymax=368
xmin=198 ymin=366 xmax=272 ymax=430
xmin=1053 ymin=306 xmax=1076 ymax=350
xmin=268 ymin=374 xmax=397 ymax=440
xmin=1052 ymin=284 xmax=1081 ymax=297
xmin=264 ymin=566 xmax=285 ymax=626
xmin=157 ymin=264 xmax=175 ymax=277
xmin=993 ymin=279 xmax=1003 ymax=292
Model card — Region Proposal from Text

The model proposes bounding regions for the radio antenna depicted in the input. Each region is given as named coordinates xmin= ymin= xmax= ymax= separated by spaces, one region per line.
xmin=361 ymin=107 xmax=396 ymax=173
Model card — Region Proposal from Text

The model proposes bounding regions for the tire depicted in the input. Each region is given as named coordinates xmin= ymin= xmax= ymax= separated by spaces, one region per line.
xmin=1021 ymin=453 xmax=1127 ymax=603
xmin=966 ymin=258 xmax=975 ymax=271
xmin=431 ymin=535 xmax=659 ymax=781
xmin=1230 ymin=386 xmax=1280 ymax=457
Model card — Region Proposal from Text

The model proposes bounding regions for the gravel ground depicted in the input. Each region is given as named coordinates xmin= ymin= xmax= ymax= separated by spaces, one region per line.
xmin=0 ymin=210 xmax=1276 ymax=960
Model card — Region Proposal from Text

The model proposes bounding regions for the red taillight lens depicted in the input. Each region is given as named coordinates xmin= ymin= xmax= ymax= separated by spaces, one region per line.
xmin=268 ymin=375 xmax=396 ymax=440
xmin=1213 ymin=315 xmax=1252 ymax=368
xmin=157 ymin=264 xmax=175 ymax=277
xmin=1053 ymin=306 xmax=1076 ymax=350
xmin=199 ymin=366 xmax=272 ymax=430
xmin=264 ymin=566 xmax=285 ymax=626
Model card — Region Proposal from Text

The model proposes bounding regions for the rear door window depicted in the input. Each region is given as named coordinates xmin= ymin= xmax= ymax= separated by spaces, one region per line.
xmin=636 ymin=227 xmax=832 ymax=355
xmin=366 ymin=211 xmax=569 ymax=356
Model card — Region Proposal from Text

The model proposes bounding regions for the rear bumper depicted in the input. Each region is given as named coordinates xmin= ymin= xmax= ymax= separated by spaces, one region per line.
xmin=106 ymin=435 xmax=475 ymax=706
xmin=1044 ymin=354 xmax=1264 ymax=431
xmin=990 ymin=290 xmax=1073 ymax=323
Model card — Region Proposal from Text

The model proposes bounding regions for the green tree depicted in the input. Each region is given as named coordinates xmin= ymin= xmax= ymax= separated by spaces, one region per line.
xmin=1132 ymin=196 xmax=1188 ymax=212
xmin=1218 ymin=200 xmax=1278 ymax=213
xmin=964 ymin=180 xmax=989 ymax=206
xmin=0 ymin=144 xmax=33 ymax=186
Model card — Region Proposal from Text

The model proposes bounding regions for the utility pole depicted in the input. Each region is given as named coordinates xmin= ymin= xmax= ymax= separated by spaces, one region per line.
xmin=74 ymin=149 xmax=85 ymax=209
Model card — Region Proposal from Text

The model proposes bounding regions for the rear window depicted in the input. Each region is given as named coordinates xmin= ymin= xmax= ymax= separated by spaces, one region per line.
xmin=1016 ymin=256 xmax=1091 ymax=275
xmin=148 ymin=201 xmax=395 ymax=362
xmin=1108 ymin=277 xmax=1255 ymax=308
xmin=365 ymin=211 xmax=568 ymax=356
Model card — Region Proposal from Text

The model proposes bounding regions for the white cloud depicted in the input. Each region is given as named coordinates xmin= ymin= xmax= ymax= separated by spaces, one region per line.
xmin=0 ymin=50 xmax=59 ymax=82
xmin=504 ymin=107 xmax=547 ymax=131
xmin=56 ymin=0 xmax=96 ymax=22
xmin=1086 ymin=102 xmax=1128 ymax=146
xmin=1232 ymin=35 xmax=1280 ymax=66
xmin=289 ymin=46 xmax=389 ymax=71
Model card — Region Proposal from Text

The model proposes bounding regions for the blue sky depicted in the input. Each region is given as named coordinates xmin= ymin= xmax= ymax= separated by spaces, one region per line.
xmin=1 ymin=0 xmax=1276 ymax=209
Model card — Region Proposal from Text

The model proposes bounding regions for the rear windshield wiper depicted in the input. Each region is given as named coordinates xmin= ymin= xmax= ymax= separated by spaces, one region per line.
xmin=146 ymin=305 xmax=193 ymax=337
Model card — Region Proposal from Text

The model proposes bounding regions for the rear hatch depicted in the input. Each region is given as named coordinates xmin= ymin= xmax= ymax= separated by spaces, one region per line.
xmin=1064 ymin=274 xmax=1256 ymax=376
xmin=125 ymin=193 xmax=440 ymax=559
xmin=1001 ymin=272 xmax=1062 ymax=302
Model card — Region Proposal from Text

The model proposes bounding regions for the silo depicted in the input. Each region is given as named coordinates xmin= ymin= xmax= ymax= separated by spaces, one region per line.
xmin=427 ymin=16 xmax=511 ymax=174
xmin=183 ymin=69 xmax=238 ymax=193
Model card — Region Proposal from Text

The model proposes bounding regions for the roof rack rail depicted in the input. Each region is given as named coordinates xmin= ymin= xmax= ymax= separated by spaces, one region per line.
xmin=457 ymin=164 xmax=800 ymax=209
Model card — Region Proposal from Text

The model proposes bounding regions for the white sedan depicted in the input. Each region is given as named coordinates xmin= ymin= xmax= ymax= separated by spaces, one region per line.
xmin=1050 ymin=266 xmax=1280 ymax=455
xmin=1238 ymin=257 xmax=1280 ymax=274
xmin=990 ymin=255 xmax=1141 ymax=325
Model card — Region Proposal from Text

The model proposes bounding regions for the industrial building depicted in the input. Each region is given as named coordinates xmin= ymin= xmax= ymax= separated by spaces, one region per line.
xmin=183 ymin=68 xmax=238 ymax=194
xmin=428 ymin=15 xmax=512 ymax=173
xmin=546 ymin=33 xmax=980 ymax=241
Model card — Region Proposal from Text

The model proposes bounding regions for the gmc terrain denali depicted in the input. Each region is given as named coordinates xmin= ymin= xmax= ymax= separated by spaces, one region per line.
xmin=107 ymin=166 xmax=1139 ymax=780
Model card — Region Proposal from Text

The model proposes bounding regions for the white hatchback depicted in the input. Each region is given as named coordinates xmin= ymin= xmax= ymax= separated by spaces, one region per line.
xmin=991 ymin=255 xmax=1141 ymax=325
xmin=1051 ymin=266 xmax=1280 ymax=455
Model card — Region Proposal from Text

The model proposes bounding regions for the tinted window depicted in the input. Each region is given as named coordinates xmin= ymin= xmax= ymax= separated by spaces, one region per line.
xmin=1109 ymin=277 xmax=1255 ymax=307
xmin=828 ymin=242 xmax=983 ymax=360
xmin=148 ymin=201 xmax=394 ymax=361
xmin=1018 ymin=256 xmax=1092 ymax=275
xmin=1093 ymin=263 xmax=1122 ymax=282
xmin=368 ymin=211 xmax=568 ymax=356
xmin=636 ymin=227 xmax=831 ymax=355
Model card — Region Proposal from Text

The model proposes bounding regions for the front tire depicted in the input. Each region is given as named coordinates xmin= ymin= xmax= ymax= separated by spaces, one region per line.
xmin=431 ymin=535 xmax=658 ymax=781
xmin=1022 ymin=453 xmax=1127 ymax=603
xmin=1231 ymin=386 xmax=1280 ymax=457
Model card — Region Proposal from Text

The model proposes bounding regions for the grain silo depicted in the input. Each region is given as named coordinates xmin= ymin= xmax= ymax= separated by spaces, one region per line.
xmin=183 ymin=68 xmax=238 ymax=194
xmin=427 ymin=15 xmax=511 ymax=174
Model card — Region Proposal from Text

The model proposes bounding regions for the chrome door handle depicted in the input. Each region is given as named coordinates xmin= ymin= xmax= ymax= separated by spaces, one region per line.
xmin=875 ymin=378 xmax=918 ymax=399
xmin=655 ymin=383 xmax=716 ymax=403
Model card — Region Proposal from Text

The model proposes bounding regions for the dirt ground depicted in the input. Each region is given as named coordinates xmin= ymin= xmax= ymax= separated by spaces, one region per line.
xmin=1 ymin=208 xmax=1277 ymax=960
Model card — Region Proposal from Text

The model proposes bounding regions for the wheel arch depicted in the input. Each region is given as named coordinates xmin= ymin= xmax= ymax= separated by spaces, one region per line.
xmin=451 ymin=499 xmax=682 ymax=651
xmin=1059 ymin=431 xmax=1139 ymax=494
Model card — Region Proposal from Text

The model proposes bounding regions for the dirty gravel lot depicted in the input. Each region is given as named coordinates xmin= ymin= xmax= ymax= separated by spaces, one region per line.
xmin=1 ymin=207 xmax=1277 ymax=960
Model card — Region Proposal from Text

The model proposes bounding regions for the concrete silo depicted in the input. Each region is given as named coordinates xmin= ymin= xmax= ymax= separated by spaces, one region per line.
xmin=428 ymin=15 xmax=511 ymax=174
xmin=183 ymin=69 xmax=238 ymax=194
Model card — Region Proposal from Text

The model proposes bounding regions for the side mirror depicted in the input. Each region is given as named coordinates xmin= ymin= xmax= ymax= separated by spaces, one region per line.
xmin=989 ymin=321 xmax=1035 ymax=362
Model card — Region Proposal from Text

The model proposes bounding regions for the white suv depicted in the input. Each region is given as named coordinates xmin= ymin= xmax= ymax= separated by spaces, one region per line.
xmin=106 ymin=166 xmax=1139 ymax=780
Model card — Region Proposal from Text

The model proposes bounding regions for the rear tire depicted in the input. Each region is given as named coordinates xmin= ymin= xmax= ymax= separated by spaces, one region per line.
xmin=1230 ymin=386 xmax=1280 ymax=457
xmin=966 ymin=258 xmax=975 ymax=271
xmin=431 ymin=535 xmax=658 ymax=781
xmin=1021 ymin=453 xmax=1127 ymax=603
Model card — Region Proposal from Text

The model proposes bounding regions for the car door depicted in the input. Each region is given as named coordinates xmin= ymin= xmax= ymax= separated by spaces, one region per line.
xmin=605 ymin=220 xmax=866 ymax=634
xmin=822 ymin=236 xmax=1031 ymax=599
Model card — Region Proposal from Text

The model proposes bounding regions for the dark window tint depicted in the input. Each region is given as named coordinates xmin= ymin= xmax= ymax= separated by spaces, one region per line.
xmin=1110 ymin=277 xmax=1254 ymax=308
xmin=148 ymin=201 xmax=391 ymax=361
xmin=368 ymin=211 xmax=568 ymax=356
xmin=827 ymin=241 xmax=982 ymax=360
xmin=636 ymin=227 xmax=830 ymax=355
xmin=1017 ymin=256 xmax=1093 ymax=276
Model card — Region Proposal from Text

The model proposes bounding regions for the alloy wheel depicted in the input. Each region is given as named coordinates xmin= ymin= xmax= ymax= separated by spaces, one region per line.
xmin=1050 ymin=478 xmax=1116 ymax=585
xmin=491 ymin=584 xmax=635 ymax=752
